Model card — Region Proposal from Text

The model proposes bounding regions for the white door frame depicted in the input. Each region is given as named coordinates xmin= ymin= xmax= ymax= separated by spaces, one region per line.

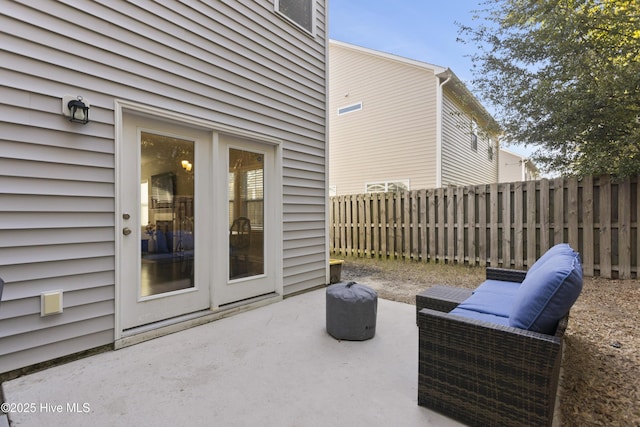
xmin=114 ymin=100 xmax=283 ymax=341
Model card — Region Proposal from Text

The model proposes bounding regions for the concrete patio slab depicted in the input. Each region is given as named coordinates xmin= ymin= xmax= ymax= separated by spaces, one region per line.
xmin=2 ymin=289 xmax=462 ymax=426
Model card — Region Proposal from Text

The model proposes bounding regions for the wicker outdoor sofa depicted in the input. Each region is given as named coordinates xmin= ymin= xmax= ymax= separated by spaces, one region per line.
xmin=416 ymin=243 xmax=583 ymax=427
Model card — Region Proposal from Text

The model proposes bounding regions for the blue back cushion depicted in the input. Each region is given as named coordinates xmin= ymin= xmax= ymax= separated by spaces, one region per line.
xmin=509 ymin=245 xmax=583 ymax=334
xmin=527 ymin=243 xmax=572 ymax=275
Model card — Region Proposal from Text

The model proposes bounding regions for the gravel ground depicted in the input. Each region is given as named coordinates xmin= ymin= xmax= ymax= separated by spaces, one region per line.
xmin=338 ymin=256 xmax=640 ymax=427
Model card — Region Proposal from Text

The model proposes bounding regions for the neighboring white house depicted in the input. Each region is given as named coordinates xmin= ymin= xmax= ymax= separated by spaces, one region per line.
xmin=0 ymin=0 xmax=327 ymax=374
xmin=329 ymin=40 xmax=500 ymax=195
xmin=499 ymin=148 xmax=540 ymax=182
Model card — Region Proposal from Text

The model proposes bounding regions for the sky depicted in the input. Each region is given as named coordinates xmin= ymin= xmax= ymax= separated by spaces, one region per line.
xmin=328 ymin=0 xmax=534 ymax=158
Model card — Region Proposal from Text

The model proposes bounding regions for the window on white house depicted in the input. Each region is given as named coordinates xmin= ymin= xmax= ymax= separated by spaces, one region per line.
xmin=337 ymin=102 xmax=363 ymax=116
xmin=365 ymin=180 xmax=410 ymax=193
xmin=471 ymin=119 xmax=478 ymax=151
xmin=276 ymin=0 xmax=314 ymax=34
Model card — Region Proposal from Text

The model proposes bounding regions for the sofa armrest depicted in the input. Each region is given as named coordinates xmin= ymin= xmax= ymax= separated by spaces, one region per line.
xmin=486 ymin=267 xmax=527 ymax=283
xmin=418 ymin=308 xmax=564 ymax=426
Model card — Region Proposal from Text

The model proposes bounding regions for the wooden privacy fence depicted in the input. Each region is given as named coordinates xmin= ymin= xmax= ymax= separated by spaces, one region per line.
xmin=329 ymin=175 xmax=639 ymax=279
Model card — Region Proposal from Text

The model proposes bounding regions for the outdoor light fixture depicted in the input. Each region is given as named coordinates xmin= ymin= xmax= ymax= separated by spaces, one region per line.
xmin=62 ymin=95 xmax=90 ymax=124
xmin=181 ymin=160 xmax=193 ymax=171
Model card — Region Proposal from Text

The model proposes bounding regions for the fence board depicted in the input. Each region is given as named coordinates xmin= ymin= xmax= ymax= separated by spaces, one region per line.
xmin=420 ymin=189 xmax=427 ymax=261
xmin=600 ymin=176 xmax=612 ymax=278
xmin=428 ymin=189 xmax=436 ymax=261
xmin=514 ymin=182 xmax=524 ymax=269
xmin=619 ymin=180 xmax=631 ymax=279
xmin=503 ymin=183 xmax=512 ymax=268
xmin=372 ymin=194 xmax=380 ymax=258
xmin=539 ymin=179 xmax=550 ymax=254
xmin=490 ymin=183 xmax=499 ymax=267
xmin=554 ymin=178 xmax=564 ymax=244
xmin=568 ymin=177 xmax=579 ymax=250
xmin=582 ymin=176 xmax=595 ymax=276
xmin=527 ymin=180 xmax=537 ymax=266
xmin=478 ymin=186 xmax=487 ymax=267
xmin=330 ymin=175 xmax=638 ymax=278
xmin=447 ymin=187 xmax=455 ymax=263
xmin=457 ymin=186 xmax=465 ymax=264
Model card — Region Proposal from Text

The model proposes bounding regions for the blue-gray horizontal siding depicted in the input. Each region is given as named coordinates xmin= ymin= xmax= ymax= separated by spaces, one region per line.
xmin=0 ymin=0 xmax=326 ymax=373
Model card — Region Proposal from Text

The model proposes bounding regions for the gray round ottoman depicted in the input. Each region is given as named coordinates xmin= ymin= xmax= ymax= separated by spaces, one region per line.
xmin=326 ymin=281 xmax=377 ymax=341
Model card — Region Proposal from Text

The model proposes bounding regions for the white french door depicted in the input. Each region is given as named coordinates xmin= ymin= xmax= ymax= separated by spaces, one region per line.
xmin=117 ymin=111 xmax=280 ymax=332
xmin=214 ymin=134 xmax=278 ymax=305
xmin=119 ymin=115 xmax=211 ymax=330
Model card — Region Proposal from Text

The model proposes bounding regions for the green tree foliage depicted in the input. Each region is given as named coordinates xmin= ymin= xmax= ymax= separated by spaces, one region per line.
xmin=459 ymin=0 xmax=640 ymax=177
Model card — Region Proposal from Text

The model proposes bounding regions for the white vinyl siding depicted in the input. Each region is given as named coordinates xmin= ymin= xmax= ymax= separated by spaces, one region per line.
xmin=1 ymin=0 xmax=326 ymax=373
xmin=440 ymin=94 xmax=498 ymax=186
xmin=329 ymin=42 xmax=438 ymax=196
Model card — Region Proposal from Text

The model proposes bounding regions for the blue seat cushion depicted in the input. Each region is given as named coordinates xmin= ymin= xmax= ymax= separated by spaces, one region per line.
xmin=474 ymin=279 xmax=520 ymax=296
xmin=449 ymin=307 xmax=510 ymax=327
xmin=509 ymin=246 xmax=583 ymax=334
xmin=457 ymin=282 xmax=517 ymax=318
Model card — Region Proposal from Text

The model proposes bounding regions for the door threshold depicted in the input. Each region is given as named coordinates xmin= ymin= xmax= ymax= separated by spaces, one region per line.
xmin=115 ymin=293 xmax=282 ymax=349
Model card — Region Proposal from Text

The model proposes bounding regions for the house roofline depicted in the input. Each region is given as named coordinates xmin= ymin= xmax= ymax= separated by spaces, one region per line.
xmin=435 ymin=69 xmax=499 ymax=133
xmin=329 ymin=39 xmax=448 ymax=74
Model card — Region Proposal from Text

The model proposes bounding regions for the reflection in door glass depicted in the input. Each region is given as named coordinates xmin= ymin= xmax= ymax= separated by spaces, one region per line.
xmin=228 ymin=148 xmax=264 ymax=280
xmin=140 ymin=132 xmax=195 ymax=297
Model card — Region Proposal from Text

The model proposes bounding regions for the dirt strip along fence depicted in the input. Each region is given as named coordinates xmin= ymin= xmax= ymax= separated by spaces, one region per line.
xmin=329 ymin=175 xmax=639 ymax=279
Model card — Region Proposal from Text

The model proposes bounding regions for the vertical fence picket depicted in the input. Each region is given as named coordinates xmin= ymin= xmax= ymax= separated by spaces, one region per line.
xmin=380 ymin=193 xmax=388 ymax=258
xmin=372 ymin=193 xmax=380 ymax=257
xmin=490 ymin=183 xmax=499 ymax=267
xmin=553 ymin=178 xmax=564 ymax=244
xmin=420 ymin=189 xmax=428 ymax=262
xmin=503 ymin=183 xmax=512 ymax=268
xmin=429 ymin=189 xmax=437 ymax=261
xmin=539 ymin=179 xmax=550 ymax=255
xmin=568 ymin=177 xmax=579 ymax=251
xmin=447 ymin=187 xmax=455 ymax=263
xmin=411 ymin=191 xmax=419 ymax=260
xmin=478 ymin=185 xmax=487 ymax=266
xmin=527 ymin=181 xmax=537 ymax=267
xmin=457 ymin=186 xmax=465 ymax=264
xmin=514 ymin=182 xmax=524 ymax=269
xmin=468 ymin=186 xmax=476 ymax=266
xmin=345 ymin=196 xmax=354 ymax=255
xmin=582 ymin=176 xmax=595 ymax=276
xmin=403 ymin=192 xmax=410 ymax=258
xmin=600 ymin=176 xmax=612 ymax=278
xmin=619 ymin=179 xmax=631 ymax=279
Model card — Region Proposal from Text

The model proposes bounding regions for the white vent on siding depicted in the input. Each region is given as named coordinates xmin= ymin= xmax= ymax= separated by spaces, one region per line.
xmin=337 ymin=102 xmax=363 ymax=116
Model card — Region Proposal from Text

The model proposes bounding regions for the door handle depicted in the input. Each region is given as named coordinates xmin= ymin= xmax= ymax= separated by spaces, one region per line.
xmin=122 ymin=227 xmax=132 ymax=236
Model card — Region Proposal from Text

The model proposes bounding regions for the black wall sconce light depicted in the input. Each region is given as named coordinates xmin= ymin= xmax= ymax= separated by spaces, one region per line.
xmin=62 ymin=95 xmax=90 ymax=124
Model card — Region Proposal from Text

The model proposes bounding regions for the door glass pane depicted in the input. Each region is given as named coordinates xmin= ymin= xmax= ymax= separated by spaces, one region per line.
xmin=228 ymin=148 xmax=264 ymax=280
xmin=140 ymin=132 xmax=195 ymax=297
